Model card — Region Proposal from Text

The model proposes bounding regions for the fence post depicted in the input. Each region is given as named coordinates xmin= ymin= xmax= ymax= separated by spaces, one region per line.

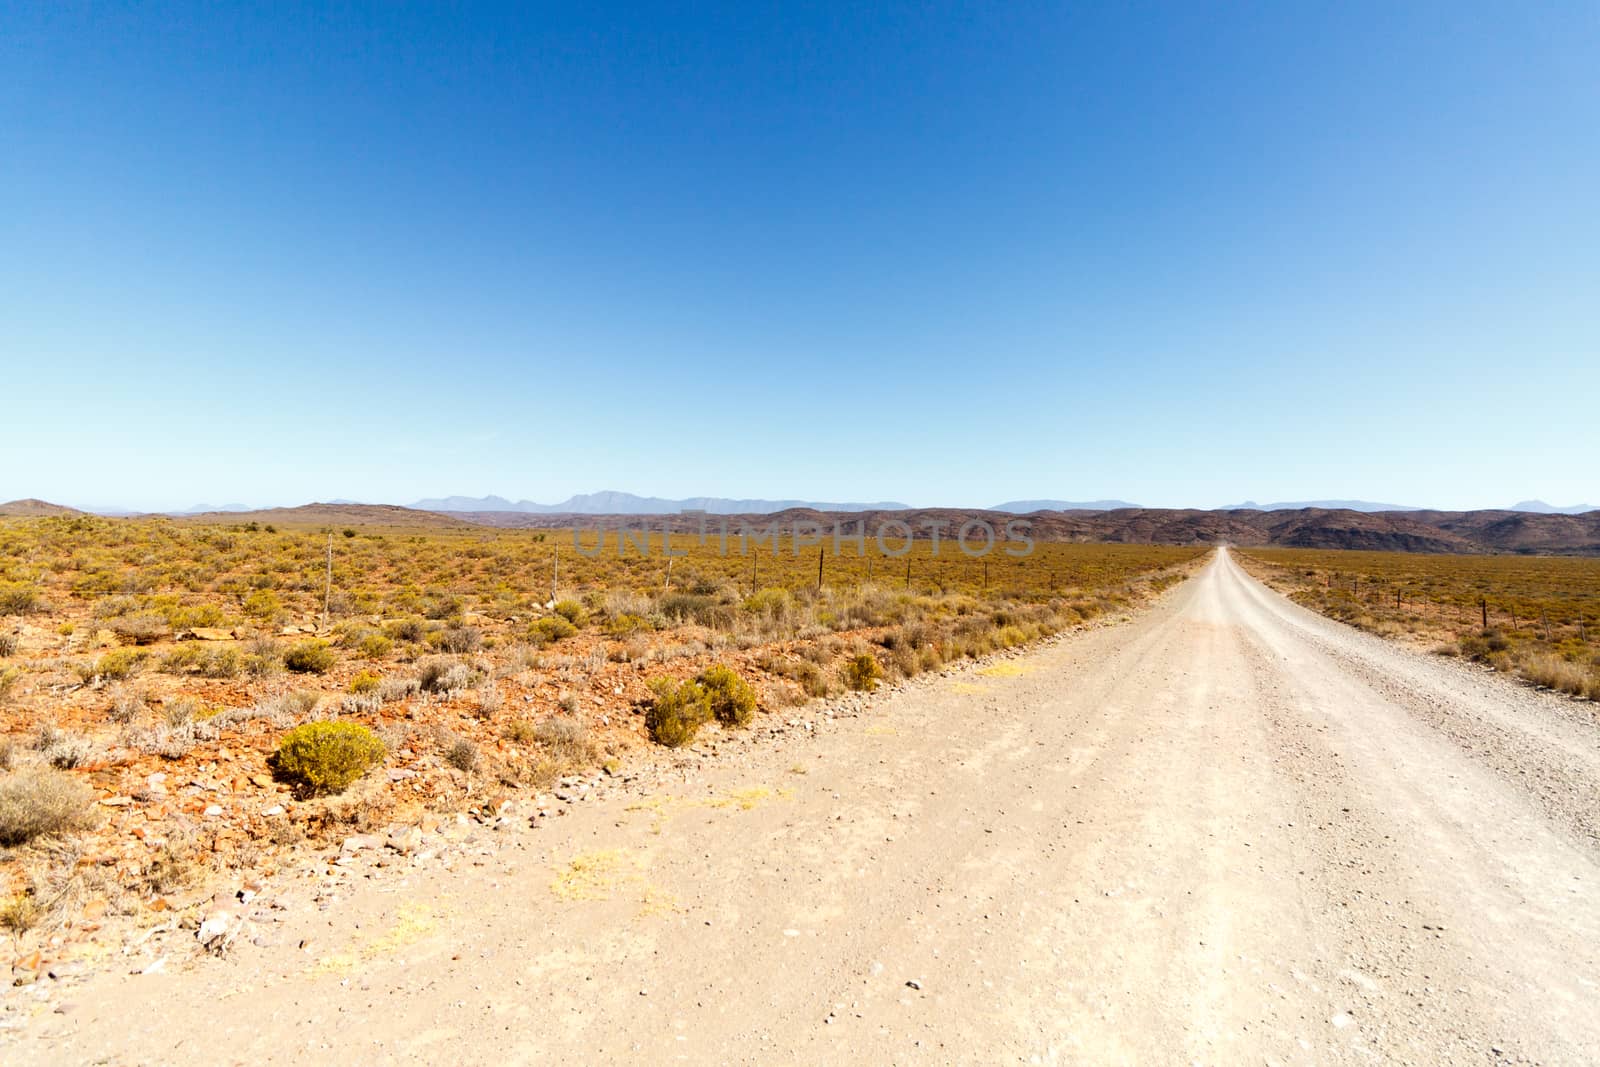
xmin=1481 ymin=598 xmax=1488 ymax=629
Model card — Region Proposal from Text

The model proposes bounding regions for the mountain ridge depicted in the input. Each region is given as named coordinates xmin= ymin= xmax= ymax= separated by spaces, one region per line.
xmin=412 ymin=491 xmax=914 ymax=514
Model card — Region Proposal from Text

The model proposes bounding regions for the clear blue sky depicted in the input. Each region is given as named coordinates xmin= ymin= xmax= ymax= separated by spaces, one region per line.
xmin=3 ymin=2 xmax=1596 ymax=511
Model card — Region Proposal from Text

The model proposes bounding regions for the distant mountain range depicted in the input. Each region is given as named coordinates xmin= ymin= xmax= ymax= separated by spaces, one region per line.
xmin=1508 ymin=500 xmax=1599 ymax=515
xmin=411 ymin=491 xmax=913 ymax=515
xmin=174 ymin=503 xmax=254 ymax=514
xmin=1220 ymin=499 xmax=1423 ymax=513
xmin=5 ymin=493 xmax=1596 ymax=522
xmin=989 ymin=499 xmax=1141 ymax=512
xmin=417 ymin=492 xmax=1597 ymax=515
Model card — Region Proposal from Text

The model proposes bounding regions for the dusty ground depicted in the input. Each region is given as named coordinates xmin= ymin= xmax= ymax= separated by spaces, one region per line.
xmin=8 ymin=549 xmax=1600 ymax=1064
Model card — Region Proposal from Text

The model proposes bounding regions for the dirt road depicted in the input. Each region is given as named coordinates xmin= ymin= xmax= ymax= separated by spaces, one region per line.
xmin=16 ymin=549 xmax=1600 ymax=1064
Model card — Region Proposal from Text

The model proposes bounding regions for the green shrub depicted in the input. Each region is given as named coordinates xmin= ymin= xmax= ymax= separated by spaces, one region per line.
xmin=742 ymin=587 xmax=792 ymax=621
xmin=0 ymin=767 xmax=96 ymax=845
xmin=842 ymin=653 xmax=883 ymax=692
xmin=0 ymin=583 xmax=42 ymax=616
xmin=242 ymin=589 xmax=281 ymax=620
xmin=529 ymin=616 xmax=577 ymax=644
xmin=646 ymin=678 xmax=712 ymax=747
xmin=160 ymin=644 xmax=241 ymax=678
xmin=348 ymin=670 xmax=381 ymax=695
xmin=603 ymin=613 xmax=652 ymax=637
xmin=0 ymin=666 xmax=20 ymax=703
xmin=553 ymin=599 xmax=586 ymax=625
xmin=283 ymin=639 xmax=336 ymax=674
xmin=696 ymin=664 xmax=757 ymax=727
xmin=358 ymin=633 xmax=393 ymax=659
xmin=384 ymin=617 xmax=427 ymax=643
xmin=271 ymin=721 xmax=387 ymax=795
xmin=96 ymin=647 xmax=147 ymax=681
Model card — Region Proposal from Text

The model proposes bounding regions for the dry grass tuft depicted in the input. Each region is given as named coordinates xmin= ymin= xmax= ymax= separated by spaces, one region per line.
xmin=0 ymin=766 xmax=97 ymax=846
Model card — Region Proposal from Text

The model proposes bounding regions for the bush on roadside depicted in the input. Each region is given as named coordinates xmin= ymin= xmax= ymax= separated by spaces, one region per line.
xmin=271 ymin=722 xmax=387 ymax=795
xmin=646 ymin=677 xmax=712 ymax=747
xmin=696 ymin=663 xmax=757 ymax=727
xmin=842 ymin=652 xmax=884 ymax=692
xmin=1517 ymin=652 xmax=1590 ymax=697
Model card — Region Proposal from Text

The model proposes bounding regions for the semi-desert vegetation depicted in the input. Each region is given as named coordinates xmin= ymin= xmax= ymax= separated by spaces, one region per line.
xmin=0 ymin=513 xmax=1202 ymax=948
xmin=1237 ymin=547 xmax=1600 ymax=700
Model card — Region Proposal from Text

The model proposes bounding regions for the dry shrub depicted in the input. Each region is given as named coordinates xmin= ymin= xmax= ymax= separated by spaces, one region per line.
xmin=475 ymin=680 xmax=503 ymax=718
xmin=109 ymin=613 xmax=169 ymax=645
xmin=39 ymin=730 xmax=97 ymax=769
xmin=417 ymin=656 xmax=475 ymax=695
xmin=646 ymin=677 xmax=711 ymax=747
xmin=379 ymin=676 xmax=421 ymax=702
xmin=0 ymin=767 xmax=97 ymax=846
xmin=139 ymin=834 xmax=204 ymax=894
xmin=1517 ymin=653 xmax=1590 ymax=697
xmin=435 ymin=625 xmax=482 ymax=654
xmin=841 ymin=652 xmax=884 ymax=692
xmin=0 ymin=664 xmax=21 ymax=703
xmin=529 ymin=718 xmax=596 ymax=765
xmin=444 ymin=736 xmax=479 ymax=772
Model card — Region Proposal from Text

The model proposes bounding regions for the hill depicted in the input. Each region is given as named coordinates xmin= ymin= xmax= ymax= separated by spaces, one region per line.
xmin=456 ymin=505 xmax=1600 ymax=554
xmin=1219 ymin=499 xmax=1424 ymax=512
xmin=989 ymin=499 xmax=1140 ymax=512
xmin=171 ymin=503 xmax=469 ymax=528
xmin=0 ymin=498 xmax=84 ymax=517
xmin=413 ymin=491 xmax=912 ymax=514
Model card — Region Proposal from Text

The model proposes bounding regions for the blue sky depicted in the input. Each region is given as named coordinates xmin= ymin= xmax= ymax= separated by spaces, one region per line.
xmin=3 ymin=2 xmax=1596 ymax=511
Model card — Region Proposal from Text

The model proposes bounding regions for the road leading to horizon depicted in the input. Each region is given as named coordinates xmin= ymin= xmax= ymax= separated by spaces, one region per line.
xmin=21 ymin=550 xmax=1600 ymax=1065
